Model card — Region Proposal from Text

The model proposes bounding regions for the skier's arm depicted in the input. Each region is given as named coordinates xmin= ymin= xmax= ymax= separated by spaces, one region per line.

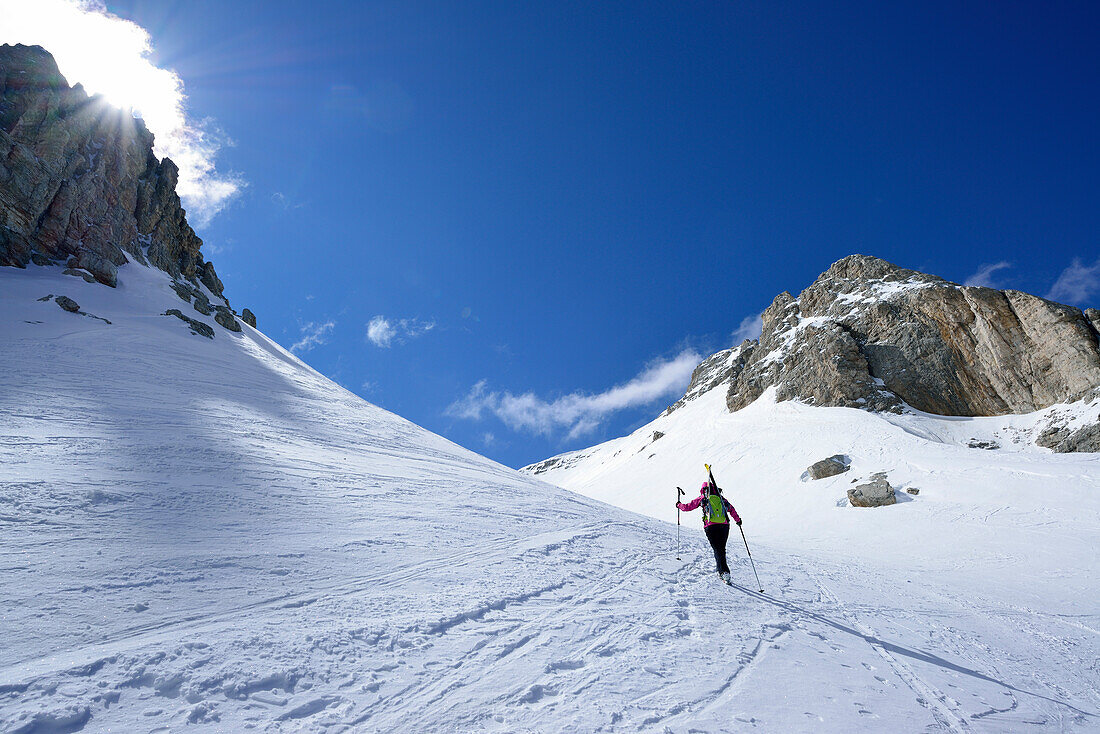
xmin=677 ymin=496 xmax=702 ymax=512
xmin=724 ymin=497 xmax=742 ymax=525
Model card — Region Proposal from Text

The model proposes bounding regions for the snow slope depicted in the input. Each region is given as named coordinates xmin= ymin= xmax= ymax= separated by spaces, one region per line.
xmin=524 ymin=378 xmax=1100 ymax=728
xmin=2 ymin=263 xmax=1099 ymax=732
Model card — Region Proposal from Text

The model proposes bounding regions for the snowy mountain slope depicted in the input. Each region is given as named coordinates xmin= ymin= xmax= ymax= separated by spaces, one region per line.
xmin=524 ymin=386 xmax=1100 ymax=599
xmin=2 ymin=264 xmax=1099 ymax=732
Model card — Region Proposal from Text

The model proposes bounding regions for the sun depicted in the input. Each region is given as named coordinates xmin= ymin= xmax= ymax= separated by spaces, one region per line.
xmin=85 ymin=58 xmax=186 ymax=133
xmin=1 ymin=0 xmax=186 ymax=136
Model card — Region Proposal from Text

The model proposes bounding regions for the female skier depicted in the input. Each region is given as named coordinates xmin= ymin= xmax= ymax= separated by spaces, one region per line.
xmin=677 ymin=481 xmax=741 ymax=584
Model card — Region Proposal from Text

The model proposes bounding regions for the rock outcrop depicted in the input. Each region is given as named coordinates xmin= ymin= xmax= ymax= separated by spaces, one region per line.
xmin=667 ymin=344 xmax=753 ymax=414
xmin=719 ymin=255 xmax=1100 ymax=421
xmin=1035 ymin=390 xmax=1100 ymax=453
xmin=0 ymin=44 xmax=224 ymax=295
xmin=164 ymin=309 xmax=215 ymax=339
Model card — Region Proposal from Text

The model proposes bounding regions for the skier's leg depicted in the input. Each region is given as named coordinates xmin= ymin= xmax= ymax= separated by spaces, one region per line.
xmin=704 ymin=525 xmax=730 ymax=574
xmin=715 ymin=524 xmax=730 ymax=574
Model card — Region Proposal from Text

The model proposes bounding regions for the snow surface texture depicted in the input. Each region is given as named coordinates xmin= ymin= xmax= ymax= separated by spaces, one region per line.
xmin=2 ymin=263 xmax=1098 ymax=732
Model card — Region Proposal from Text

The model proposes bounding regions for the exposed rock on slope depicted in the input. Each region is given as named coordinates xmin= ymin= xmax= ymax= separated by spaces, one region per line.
xmin=666 ymin=345 xmax=749 ymax=413
xmin=804 ymin=455 xmax=850 ymax=481
xmin=721 ymin=255 xmax=1100 ymax=418
xmin=0 ymin=44 xmax=213 ymax=285
xmin=0 ymin=44 xmax=255 ymax=330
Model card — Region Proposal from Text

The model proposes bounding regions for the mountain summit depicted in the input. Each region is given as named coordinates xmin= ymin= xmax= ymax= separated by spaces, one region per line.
xmin=670 ymin=255 xmax=1100 ymax=452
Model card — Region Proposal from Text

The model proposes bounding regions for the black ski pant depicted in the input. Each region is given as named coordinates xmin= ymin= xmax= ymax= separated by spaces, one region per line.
xmin=704 ymin=523 xmax=730 ymax=575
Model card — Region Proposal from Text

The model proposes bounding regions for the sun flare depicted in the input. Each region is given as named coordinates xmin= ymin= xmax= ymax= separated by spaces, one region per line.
xmin=0 ymin=0 xmax=239 ymax=226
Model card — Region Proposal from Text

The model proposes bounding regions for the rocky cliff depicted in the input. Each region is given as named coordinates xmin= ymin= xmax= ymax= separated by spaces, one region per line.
xmin=672 ymin=255 xmax=1100 ymax=451
xmin=0 ymin=44 xmax=226 ymax=299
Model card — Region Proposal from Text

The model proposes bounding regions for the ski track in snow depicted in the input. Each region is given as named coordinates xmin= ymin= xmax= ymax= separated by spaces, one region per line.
xmin=2 ymin=265 xmax=1099 ymax=732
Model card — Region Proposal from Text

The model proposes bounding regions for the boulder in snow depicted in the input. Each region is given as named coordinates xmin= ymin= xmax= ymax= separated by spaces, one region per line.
xmin=55 ymin=296 xmax=79 ymax=313
xmin=847 ymin=473 xmax=896 ymax=507
xmin=164 ymin=309 xmax=215 ymax=339
xmin=804 ymin=454 xmax=850 ymax=480
xmin=242 ymin=308 xmax=257 ymax=328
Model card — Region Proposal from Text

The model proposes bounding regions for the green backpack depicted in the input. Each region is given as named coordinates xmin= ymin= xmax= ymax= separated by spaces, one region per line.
xmin=703 ymin=490 xmax=729 ymax=524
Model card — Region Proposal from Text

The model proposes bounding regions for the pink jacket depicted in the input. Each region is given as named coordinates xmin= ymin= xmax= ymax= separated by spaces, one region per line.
xmin=677 ymin=483 xmax=741 ymax=527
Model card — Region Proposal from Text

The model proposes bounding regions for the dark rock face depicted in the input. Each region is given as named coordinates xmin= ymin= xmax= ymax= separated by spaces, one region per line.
xmin=0 ymin=44 xmax=221 ymax=294
xmin=214 ymin=306 xmax=241 ymax=333
xmin=667 ymin=345 xmax=753 ymax=414
xmin=199 ymin=262 xmax=223 ymax=298
xmin=805 ymin=455 xmax=850 ymax=480
xmin=848 ymin=473 xmax=896 ymax=507
xmin=70 ymin=252 xmax=117 ymax=287
xmin=63 ymin=267 xmax=96 ymax=283
xmin=193 ymin=294 xmax=212 ymax=316
xmin=241 ymin=308 xmax=257 ymax=329
xmin=720 ymin=255 xmax=1100 ymax=420
xmin=1086 ymin=309 xmax=1100 ymax=337
xmin=1036 ymin=397 xmax=1100 ymax=452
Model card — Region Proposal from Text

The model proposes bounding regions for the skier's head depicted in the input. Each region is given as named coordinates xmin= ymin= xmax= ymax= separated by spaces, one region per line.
xmin=701 ymin=481 xmax=717 ymax=493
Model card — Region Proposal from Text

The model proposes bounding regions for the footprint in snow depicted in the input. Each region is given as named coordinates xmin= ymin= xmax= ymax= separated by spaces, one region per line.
xmin=519 ymin=684 xmax=558 ymax=703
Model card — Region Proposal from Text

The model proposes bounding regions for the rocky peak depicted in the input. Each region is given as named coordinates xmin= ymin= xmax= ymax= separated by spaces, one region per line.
xmin=665 ymin=344 xmax=750 ymax=414
xmin=0 ymin=44 xmax=224 ymax=299
xmin=693 ymin=254 xmax=1100 ymax=426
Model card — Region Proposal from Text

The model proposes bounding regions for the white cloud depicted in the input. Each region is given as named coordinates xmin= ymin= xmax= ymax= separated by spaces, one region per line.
xmin=366 ymin=317 xmax=397 ymax=348
xmin=1 ymin=0 xmax=243 ymax=227
xmin=367 ymin=316 xmax=435 ymax=348
xmin=1047 ymin=257 xmax=1100 ymax=305
xmin=731 ymin=312 xmax=764 ymax=343
xmin=447 ymin=349 xmax=701 ymax=438
xmin=290 ymin=321 xmax=335 ymax=354
xmin=963 ymin=261 xmax=1011 ymax=288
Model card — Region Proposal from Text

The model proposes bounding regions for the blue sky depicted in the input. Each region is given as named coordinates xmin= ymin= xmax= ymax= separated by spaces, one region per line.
xmin=12 ymin=1 xmax=1100 ymax=468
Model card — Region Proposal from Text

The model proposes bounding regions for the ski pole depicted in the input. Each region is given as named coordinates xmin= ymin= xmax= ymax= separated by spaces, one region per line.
xmin=675 ymin=487 xmax=684 ymax=560
xmin=739 ymin=524 xmax=763 ymax=592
